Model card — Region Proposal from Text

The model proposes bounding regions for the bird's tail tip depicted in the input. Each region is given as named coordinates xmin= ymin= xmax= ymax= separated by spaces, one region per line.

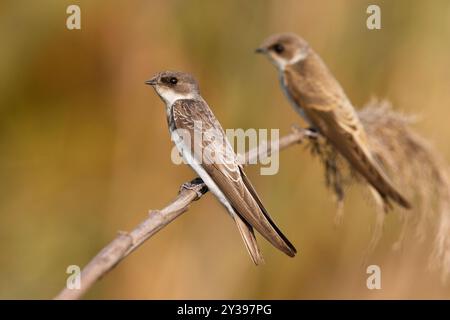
xmin=387 ymin=190 xmax=412 ymax=210
xmin=234 ymin=214 xmax=265 ymax=265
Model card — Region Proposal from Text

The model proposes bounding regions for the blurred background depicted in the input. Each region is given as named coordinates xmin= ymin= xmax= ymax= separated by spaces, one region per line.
xmin=1 ymin=0 xmax=450 ymax=299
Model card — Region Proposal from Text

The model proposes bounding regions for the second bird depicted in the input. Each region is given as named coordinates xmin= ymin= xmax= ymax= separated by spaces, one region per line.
xmin=146 ymin=71 xmax=297 ymax=264
xmin=256 ymin=33 xmax=411 ymax=210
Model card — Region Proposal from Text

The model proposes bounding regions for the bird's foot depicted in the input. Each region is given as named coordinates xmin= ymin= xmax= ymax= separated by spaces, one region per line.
xmin=305 ymin=127 xmax=319 ymax=139
xmin=292 ymin=124 xmax=319 ymax=139
xmin=180 ymin=178 xmax=208 ymax=199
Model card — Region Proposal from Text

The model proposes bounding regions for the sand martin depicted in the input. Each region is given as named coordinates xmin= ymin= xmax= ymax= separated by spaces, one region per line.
xmin=146 ymin=71 xmax=296 ymax=264
xmin=256 ymin=33 xmax=411 ymax=210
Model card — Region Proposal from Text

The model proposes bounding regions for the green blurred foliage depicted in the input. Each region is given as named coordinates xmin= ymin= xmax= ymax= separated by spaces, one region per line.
xmin=1 ymin=0 xmax=450 ymax=299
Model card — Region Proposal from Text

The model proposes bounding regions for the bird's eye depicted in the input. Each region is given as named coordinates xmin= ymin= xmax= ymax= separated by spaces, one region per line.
xmin=272 ymin=43 xmax=284 ymax=54
xmin=170 ymin=77 xmax=178 ymax=85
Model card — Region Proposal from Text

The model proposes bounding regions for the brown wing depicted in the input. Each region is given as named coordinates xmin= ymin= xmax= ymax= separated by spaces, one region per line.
xmin=306 ymin=91 xmax=411 ymax=209
xmin=172 ymin=99 xmax=296 ymax=256
xmin=238 ymin=166 xmax=296 ymax=251
xmin=285 ymin=54 xmax=410 ymax=209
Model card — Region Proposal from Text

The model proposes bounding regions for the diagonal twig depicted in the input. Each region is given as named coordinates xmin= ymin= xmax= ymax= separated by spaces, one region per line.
xmin=54 ymin=126 xmax=309 ymax=300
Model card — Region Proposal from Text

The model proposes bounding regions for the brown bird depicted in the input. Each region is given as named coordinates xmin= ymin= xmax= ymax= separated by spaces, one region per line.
xmin=256 ymin=33 xmax=411 ymax=210
xmin=146 ymin=71 xmax=296 ymax=264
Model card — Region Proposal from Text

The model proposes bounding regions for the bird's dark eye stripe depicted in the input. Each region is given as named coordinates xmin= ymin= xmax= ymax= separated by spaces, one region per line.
xmin=160 ymin=76 xmax=178 ymax=85
xmin=272 ymin=43 xmax=284 ymax=54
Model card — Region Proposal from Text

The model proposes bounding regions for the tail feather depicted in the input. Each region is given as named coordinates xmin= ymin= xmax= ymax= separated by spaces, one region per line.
xmin=365 ymin=155 xmax=412 ymax=210
xmin=234 ymin=214 xmax=264 ymax=265
xmin=334 ymin=128 xmax=412 ymax=210
xmin=238 ymin=167 xmax=297 ymax=257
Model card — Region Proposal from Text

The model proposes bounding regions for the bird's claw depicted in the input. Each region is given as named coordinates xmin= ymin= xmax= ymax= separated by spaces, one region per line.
xmin=305 ymin=127 xmax=319 ymax=139
xmin=180 ymin=178 xmax=208 ymax=199
xmin=291 ymin=124 xmax=319 ymax=140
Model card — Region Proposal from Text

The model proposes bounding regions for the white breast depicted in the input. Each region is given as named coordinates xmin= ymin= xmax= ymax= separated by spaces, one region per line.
xmin=157 ymin=87 xmax=195 ymax=106
xmin=278 ymin=71 xmax=312 ymax=126
xmin=170 ymin=129 xmax=237 ymax=217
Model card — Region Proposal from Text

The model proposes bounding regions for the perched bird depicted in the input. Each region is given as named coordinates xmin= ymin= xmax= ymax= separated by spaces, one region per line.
xmin=145 ymin=71 xmax=296 ymax=264
xmin=256 ymin=33 xmax=411 ymax=210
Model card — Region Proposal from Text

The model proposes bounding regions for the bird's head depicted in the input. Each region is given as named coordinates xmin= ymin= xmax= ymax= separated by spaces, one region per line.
xmin=255 ymin=33 xmax=310 ymax=71
xmin=146 ymin=71 xmax=200 ymax=105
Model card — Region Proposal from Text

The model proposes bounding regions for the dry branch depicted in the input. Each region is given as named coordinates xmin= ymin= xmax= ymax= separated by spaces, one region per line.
xmin=54 ymin=126 xmax=310 ymax=300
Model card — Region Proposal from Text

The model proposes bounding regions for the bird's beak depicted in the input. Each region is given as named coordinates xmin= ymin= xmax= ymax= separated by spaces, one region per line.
xmin=145 ymin=76 xmax=158 ymax=86
xmin=255 ymin=47 xmax=266 ymax=54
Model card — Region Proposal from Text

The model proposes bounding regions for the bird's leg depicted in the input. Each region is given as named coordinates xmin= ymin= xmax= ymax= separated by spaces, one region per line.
xmin=291 ymin=123 xmax=320 ymax=140
xmin=305 ymin=127 xmax=320 ymax=139
xmin=180 ymin=177 xmax=208 ymax=199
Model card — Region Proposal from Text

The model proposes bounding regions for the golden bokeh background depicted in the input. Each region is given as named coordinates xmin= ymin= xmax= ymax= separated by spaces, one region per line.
xmin=1 ymin=0 xmax=450 ymax=299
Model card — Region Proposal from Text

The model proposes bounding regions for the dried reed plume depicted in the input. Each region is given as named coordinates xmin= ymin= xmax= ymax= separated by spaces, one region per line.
xmin=307 ymin=99 xmax=450 ymax=282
